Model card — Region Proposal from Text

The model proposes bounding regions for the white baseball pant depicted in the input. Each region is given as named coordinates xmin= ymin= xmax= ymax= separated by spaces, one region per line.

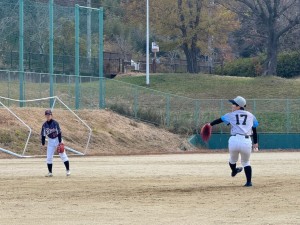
xmin=46 ymin=137 xmax=69 ymax=164
xmin=228 ymin=134 xmax=252 ymax=167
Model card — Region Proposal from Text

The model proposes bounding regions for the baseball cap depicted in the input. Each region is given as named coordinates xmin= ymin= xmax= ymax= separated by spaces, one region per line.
xmin=229 ymin=96 xmax=246 ymax=107
xmin=45 ymin=109 xmax=52 ymax=115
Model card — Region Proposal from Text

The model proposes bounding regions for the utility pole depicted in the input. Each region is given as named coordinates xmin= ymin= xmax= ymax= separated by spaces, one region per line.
xmin=146 ymin=0 xmax=150 ymax=85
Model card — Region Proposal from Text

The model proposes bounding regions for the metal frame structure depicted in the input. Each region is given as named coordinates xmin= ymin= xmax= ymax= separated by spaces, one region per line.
xmin=0 ymin=96 xmax=92 ymax=158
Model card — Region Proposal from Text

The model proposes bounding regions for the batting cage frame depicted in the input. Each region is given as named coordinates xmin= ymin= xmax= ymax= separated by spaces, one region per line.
xmin=2 ymin=0 xmax=105 ymax=110
xmin=0 ymin=96 xmax=92 ymax=158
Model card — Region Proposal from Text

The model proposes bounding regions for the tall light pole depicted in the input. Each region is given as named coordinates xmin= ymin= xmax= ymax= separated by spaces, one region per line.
xmin=146 ymin=0 xmax=150 ymax=85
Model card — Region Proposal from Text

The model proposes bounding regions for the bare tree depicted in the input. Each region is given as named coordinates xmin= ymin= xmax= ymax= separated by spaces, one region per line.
xmin=219 ymin=0 xmax=300 ymax=75
xmin=167 ymin=50 xmax=179 ymax=72
xmin=0 ymin=2 xmax=19 ymax=52
xmin=113 ymin=34 xmax=133 ymax=60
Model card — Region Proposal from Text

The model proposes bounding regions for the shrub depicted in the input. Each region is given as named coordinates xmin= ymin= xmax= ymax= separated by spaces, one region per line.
xmin=109 ymin=103 xmax=134 ymax=117
xmin=277 ymin=52 xmax=300 ymax=78
xmin=215 ymin=57 xmax=257 ymax=77
xmin=109 ymin=103 xmax=162 ymax=125
xmin=215 ymin=51 xmax=300 ymax=78
xmin=137 ymin=108 xmax=162 ymax=125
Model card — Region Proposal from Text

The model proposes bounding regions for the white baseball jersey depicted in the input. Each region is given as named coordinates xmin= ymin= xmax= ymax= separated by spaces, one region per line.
xmin=221 ymin=110 xmax=259 ymax=136
xmin=221 ymin=110 xmax=259 ymax=167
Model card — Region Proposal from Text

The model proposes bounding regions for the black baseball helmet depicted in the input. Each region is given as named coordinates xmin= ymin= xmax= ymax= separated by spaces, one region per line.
xmin=45 ymin=109 xmax=52 ymax=115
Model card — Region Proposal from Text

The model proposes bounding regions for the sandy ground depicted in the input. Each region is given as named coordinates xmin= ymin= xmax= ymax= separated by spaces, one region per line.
xmin=0 ymin=152 xmax=300 ymax=225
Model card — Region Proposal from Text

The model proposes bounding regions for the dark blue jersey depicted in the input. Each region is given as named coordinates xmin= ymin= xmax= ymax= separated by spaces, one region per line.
xmin=41 ymin=119 xmax=62 ymax=145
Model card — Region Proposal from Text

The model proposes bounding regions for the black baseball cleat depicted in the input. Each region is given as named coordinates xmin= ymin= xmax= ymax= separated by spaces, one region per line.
xmin=231 ymin=167 xmax=243 ymax=177
xmin=244 ymin=182 xmax=252 ymax=187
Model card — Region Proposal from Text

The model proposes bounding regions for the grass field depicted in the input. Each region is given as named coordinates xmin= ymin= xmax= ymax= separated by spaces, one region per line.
xmin=0 ymin=152 xmax=299 ymax=225
xmin=117 ymin=73 xmax=300 ymax=99
xmin=1 ymin=73 xmax=299 ymax=101
xmin=114 ymin=74 xmax=300 ymax=133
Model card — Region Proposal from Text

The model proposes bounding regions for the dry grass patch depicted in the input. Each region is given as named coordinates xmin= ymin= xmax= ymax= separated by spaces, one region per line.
xmin=0 ymin=108 xmax=195 ymax=158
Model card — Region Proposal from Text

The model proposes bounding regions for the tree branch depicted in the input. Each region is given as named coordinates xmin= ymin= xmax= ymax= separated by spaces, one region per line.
xmin=277 ymin=16 xmax=300 ymax=40
xmin=236 ymin=0 xmax=266 ymax=19
xmin=278 ymin=0 xmax=298 ymax=16
xmin=177 ymin=0 xmax=187 ymax=38
xmin=273 ymin=0 xmax=279 ymax=18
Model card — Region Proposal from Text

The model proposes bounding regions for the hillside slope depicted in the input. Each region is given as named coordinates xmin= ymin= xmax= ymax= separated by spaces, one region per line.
xmin=0 ymin=108 xmax=194 ymax=158
xmin=76 ymin=109 xmax=194 ymax=155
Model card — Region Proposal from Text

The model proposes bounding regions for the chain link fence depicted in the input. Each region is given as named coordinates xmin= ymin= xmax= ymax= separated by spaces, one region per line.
xmin=1 ymin=70 xmax=299 ymax=135
xmin=0 ymin=0 xmax=104 ymax=77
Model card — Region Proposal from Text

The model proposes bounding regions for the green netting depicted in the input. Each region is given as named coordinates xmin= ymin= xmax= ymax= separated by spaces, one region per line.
xmin=79 ymin=76 xmax=99 ymax=109
xmin=0 ymin=1 xmax=20 ymax=68
xmin=78 ymin=6 xmax=100 ymax=76
xmin=24 ymin=0 xmax=49 ymax=71
xmin=0 ymin=0 xmax=103 ymax=75
xmin=53 ymin=4 xmax=75 ymax=74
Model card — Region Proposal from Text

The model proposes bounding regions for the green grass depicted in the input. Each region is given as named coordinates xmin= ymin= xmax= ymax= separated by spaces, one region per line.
xmin=112 ymin=73 xmax=300 ymax=134
xmin=116 ymin=73 xmax=300 ymax=99
xmin=0 ymin=73 xmax=299 ymax=134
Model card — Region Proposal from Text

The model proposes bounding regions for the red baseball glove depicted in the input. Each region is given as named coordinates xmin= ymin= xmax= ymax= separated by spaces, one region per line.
xmin=200 ymin=123 xmax=212 ymax=142
xmin=57 ymin=143 xmax=65 ymax=154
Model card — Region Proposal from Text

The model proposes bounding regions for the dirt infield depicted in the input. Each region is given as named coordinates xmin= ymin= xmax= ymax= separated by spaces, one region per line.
xmin=0 ymin=152 xmax=300 ymax=225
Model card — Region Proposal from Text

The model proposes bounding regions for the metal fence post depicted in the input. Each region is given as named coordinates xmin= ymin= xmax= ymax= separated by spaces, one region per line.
xmin=99 ymin=7 xmax=105 ymax=108
xmin=90 ymin=76 xmax=93 ymax=109
xmin=75 ymin=5 xmax=80 ymax=109
xmin=10 ymin=50 xmax=13 ymax=69
xmin=7 ymin=71 xmax=10 ymax=106
xmin=286 ymin=99 xmax=290 ymax=133
xmin=28 ymin=52 xmax=31 ymax=70
xmin=19 ymin=0 xmax=24 ymax=107
xmin=253 ymin=99 xmax=256 ymax=114
xmin=49 ymin=0 xmax=54 ymax=107
xmin=220 ymin=99 xmax=224 ymax=134
xmin=194 ymin=99 xmax=200 ymax=129
xmin=296 ymin=98 xmax=300 ymax=133
xmin=39 ymin=73 xmax=42 ymax=100
xmin=133 ymin=86 xmax=138 ymax=118
xmin=68 ymin=75 xmax=71 ymax=107
xmin=166 ymin=94 xmax=170 ymax=127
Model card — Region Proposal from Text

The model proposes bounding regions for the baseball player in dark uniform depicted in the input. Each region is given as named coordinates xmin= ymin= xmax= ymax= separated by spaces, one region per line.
xmin=207 ymin=96 xmax=259 ymax=187
xmin=41 ymin=109 xmax=70 ymax=177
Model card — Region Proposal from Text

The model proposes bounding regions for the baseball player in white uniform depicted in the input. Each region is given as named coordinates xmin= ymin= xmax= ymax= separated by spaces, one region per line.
xmin=41 ymin=109 xmax=70 ymax=177
xmin=208 ymin=96 xmax=259 ymax=187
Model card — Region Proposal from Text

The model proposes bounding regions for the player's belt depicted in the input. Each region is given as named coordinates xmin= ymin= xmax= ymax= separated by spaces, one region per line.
xmin=47 ymin=135 xmax=58 ymax=139
xmin=232 ymin=134 xmax=250 ymax=139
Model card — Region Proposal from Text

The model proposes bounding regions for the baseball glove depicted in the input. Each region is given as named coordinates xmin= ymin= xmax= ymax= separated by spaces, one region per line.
xmin=57 ymin=143 xmax=65 ymax=154
xmin=200 ymin=123 xmax=212 ymax=142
